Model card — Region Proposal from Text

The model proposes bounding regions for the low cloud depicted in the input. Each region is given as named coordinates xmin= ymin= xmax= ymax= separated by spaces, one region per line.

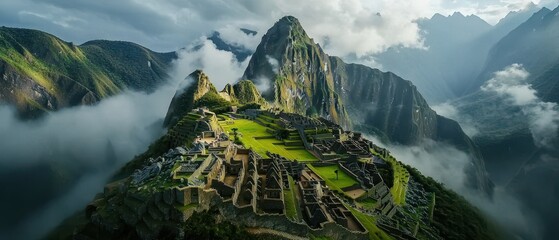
xmin=0 ymin=0 xmax=439 ymax=62
xmin=266 ymin=55 xmax=279 ymax=74
xmin=432 ymin=102 xmax=480 ymax=137
xmin=0 ymin=41 xmax=238 ymax=239
xmin=173 ymin=39 xmax=249 ymax=90
xmin=215 ymin=25 xmax=261 ymax=51
xmin=254 ymin=76 xmax=273 ymax=94
xmin=0 ymin=89 xmax=171 ymax=239
xmin=0 ymin=78 xmax=182 ymax=239
xmin=0 ymin=0 xmax=540 ymax=71
xmin=370 ymin=136 xmax=470 ymax=191
xmin=481 ymin=64 xmax=559 ymax=148
xmin=368 ymin=135 xmax=540 ymax=239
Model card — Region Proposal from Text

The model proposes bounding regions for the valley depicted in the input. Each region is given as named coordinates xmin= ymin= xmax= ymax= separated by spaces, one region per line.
xmin=1 ymin=1 xmax=558 ymax=239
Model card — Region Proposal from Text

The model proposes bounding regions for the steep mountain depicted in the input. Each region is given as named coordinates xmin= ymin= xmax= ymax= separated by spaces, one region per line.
xmin=467 ymin=6 xmax=557 ymax=93
xmin=49 ymin=69 xmax=502 ymax=240
xmin=375 ymin=6 xmax=539 ymax=103
xmin=0 ymin=27 xmax=176 ymax=118
xmin=243 ymin=16 xmax=492 ymax=193
xmin=243 ymin=16 xmax=351 ymax=127
xmin=507 ymin=148 xmax=559 ymax=240
xmin=450 ymin=6 xmax=559 ymax=239
xmin=532 ymin=62 xmax=559 ymax=103
xmin=452 ymin=6 xmax=559 ymax=180
xmin=491 ymin=3 xmax=541 ymax=43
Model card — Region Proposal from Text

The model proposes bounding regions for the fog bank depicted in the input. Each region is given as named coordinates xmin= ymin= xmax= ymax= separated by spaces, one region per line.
xmin=368 ymin=135 xmax=541 ymax=239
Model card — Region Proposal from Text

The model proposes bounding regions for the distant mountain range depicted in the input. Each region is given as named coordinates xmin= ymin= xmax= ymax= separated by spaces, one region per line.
xmin=375 ymin=3 xmax=540 ymax=103
xmin=0 ymin=27 xmax=176 ymax=118
xmin=448 ymin=6 xmax=559 ymax=239
xmin=2 ymin=5 xmax=559 ymax=238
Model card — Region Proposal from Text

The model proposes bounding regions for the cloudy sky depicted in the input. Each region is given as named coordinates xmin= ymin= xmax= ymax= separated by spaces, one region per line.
xmin=0 ymin=0 xmax=556 ymax=57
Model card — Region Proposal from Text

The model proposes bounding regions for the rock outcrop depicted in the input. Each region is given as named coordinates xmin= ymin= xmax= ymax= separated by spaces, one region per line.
xmin=163 ymin=70 xmax=217 ymax=127
xmin=221 ymin=80 xmax=266 ymax=105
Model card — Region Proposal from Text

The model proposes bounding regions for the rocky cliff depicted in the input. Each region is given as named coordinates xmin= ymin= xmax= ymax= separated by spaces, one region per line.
xmin=243 ymin=16 xmax=350 ymax=127
xmin=243 ymin=16 xmax=492 ymax=193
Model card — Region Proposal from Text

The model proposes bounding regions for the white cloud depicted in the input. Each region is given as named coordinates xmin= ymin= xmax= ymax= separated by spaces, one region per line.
xmin=0 ymin=79 xmax=178 ymax=239
xmin=0 ymin=44 xmax=241 ymax=239
xmin=368 ymin=135 xmax=540 ymax=239
xmin=266 ymin=55 xmax=279 ymax=74
xmin=172 ymin=39 xmax=249 ymax=90
xmin=2 ymin=0 xmax=542 ymax=62
xmin=432 ymin=102 xmax=480 ymax=137
xmin=215 ymin=25 xmax=261 ymax=51
xmin=481 ymin=64 xmax=559 ymax=148
xmin=375 ymin=137 xmax=471 ymax=190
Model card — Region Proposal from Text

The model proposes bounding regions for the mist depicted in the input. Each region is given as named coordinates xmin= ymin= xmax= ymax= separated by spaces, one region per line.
xmin=481 ymin=64 xmax=559 ymax=148
xmin=367 ymin=135 xmax=541 ymax=239
xmin=176 ymin=39 xmax=249 ymax=90
xmin=0 ymin=81 xmax=178 ymax=239
xmin=0 ymin=36 xmax=249 ymax=239
xmin=432 ymin=102 xmax=480 ymax=137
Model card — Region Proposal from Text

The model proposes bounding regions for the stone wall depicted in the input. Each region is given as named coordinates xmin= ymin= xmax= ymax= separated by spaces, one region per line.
xmin=218 ymin=200 xmax=369 ymax=240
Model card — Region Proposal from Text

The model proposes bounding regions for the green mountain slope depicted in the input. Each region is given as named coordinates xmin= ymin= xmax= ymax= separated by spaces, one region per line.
xmin=50 ymin=70 xmax=502 ymax=240
xmin=0 ymin=27 xmax=176 ymax=118
xmin=243 ymin=16 xmax=492 ymax=193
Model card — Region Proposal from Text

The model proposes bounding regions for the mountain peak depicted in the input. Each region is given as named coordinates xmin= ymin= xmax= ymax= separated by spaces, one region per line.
xmin=163 ymin=70 xmax=216 ymax=127
xmin=241 ymin=15 xmax=315 ymax=95
xmin=277 ymin=15 xmax=301 ymax=26
xmin=451 ymin=12 xmax=465 ymax=18
xmin=269 ymin=15 xmax=310 ymax=42
xmin=537 ymin=7 xmax=552 ymax=15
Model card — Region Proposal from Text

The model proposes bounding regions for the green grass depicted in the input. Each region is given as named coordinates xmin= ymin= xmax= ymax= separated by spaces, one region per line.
xmin=256 ymin=116 xmax=282 ymax=130
xmin=217 ymin=114 xmax=231 ymax=121
xmin=283 ymin=176 xmax=300 ymax=221
xmin=308 ymin=165 xmax=358 ymax=191
xmin=385 ymin=156 xmax=409 ymax=205
xmin=258 ymin=114 xmax=277 ymax=123
xmin=219 ymin=119 xmax=317 ymax=161
xmin=371 ymin=149 xmax=409 ymax=205
xmin=356 ymin=197 xmax=378 ymax=210
xmin=345 ymin=204 xmax=393 ymax=240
